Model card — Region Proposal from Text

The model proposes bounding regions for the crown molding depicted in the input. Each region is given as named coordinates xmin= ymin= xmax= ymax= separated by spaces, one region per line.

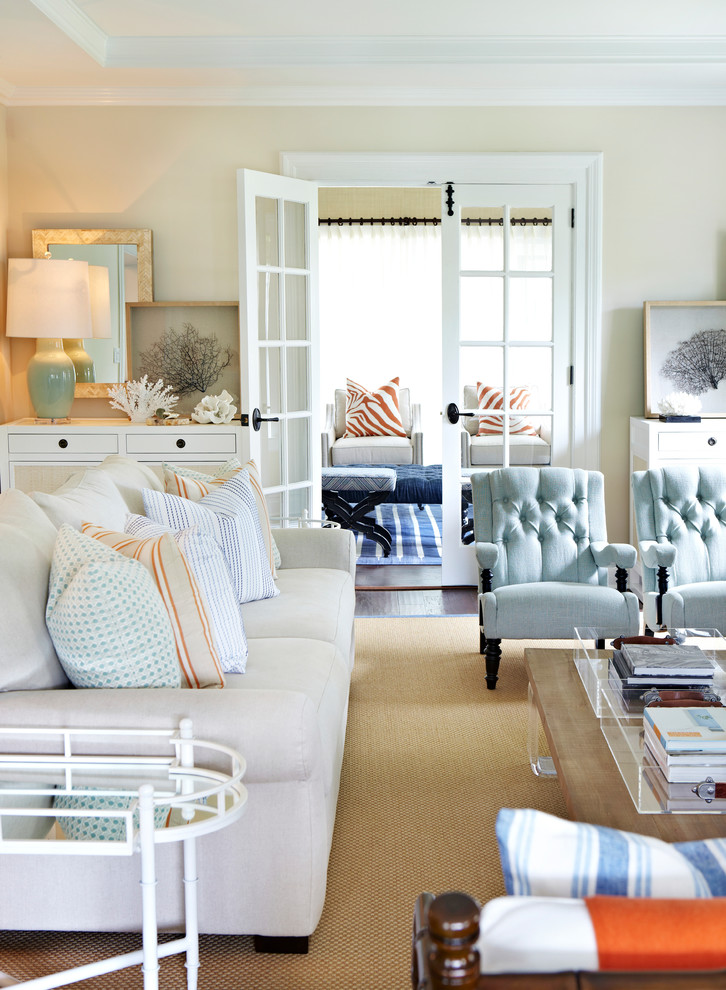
xmin=94 ymin=34 xmax=726 ymax=69
xmin=29 ymin=0 xmax=107 ymax=64
xmin=4 ymin=82 xmax=726 ymax=108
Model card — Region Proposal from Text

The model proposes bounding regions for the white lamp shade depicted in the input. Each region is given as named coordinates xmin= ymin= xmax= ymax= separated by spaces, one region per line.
xmin=88 ymin=265 xmax=112 ymax=339
xmin=6 ymin=258 xmax=92 ymax=339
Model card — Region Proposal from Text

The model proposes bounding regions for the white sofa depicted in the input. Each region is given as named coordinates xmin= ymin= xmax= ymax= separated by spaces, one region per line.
xmin=0 ymin=455 xmax=356 ymax=951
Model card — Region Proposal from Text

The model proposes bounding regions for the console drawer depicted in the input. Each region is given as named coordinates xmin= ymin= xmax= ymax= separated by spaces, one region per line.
xmin=657 ymin=429 xmax=726 ymax=456
xmin=126 ymin=431 xmax=238 ymax=456
xmin=7 ymin=432 xmax=119 ymax=458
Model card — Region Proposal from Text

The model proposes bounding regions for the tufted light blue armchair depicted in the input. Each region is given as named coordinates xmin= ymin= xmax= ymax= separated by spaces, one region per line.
xmin=472 ymin=467 xmax=640 ymax=689
xmin=631 ymin=466 xmax=726 ymax=634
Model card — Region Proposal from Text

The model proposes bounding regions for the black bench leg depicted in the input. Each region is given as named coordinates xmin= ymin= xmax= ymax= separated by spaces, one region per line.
xmin=321 ymin=489 xmax=392 ymax=556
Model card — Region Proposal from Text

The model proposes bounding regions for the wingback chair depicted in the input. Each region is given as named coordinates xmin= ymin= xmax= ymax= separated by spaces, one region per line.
xmin=321 ymin=387 xmax=423 ymax=467
xmin=631 ymin=466 xmax=726 ymax=634
xmin=472 ymin=467 xmax=640 ymax=689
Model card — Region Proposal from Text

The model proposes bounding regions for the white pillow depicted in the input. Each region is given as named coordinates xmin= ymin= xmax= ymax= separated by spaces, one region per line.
xmin=496 ymin=808 xmax=714 ymax=898
xmin=46 ymin=525 xmax=180 ymax=689
xmin=30 ymin=469 xmax=130 ymax=532
xmin=142 ymin=481 xmax=278 ymax=606
xmin=125 ymin=513 xmax=248 ymax=673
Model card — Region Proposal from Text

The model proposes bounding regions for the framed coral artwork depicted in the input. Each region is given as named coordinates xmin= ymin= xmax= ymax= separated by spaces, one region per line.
xmin=644 ymin=300 xmax=726 ymax=418
xmin=127 ymin=301 xmax=240 ymax=415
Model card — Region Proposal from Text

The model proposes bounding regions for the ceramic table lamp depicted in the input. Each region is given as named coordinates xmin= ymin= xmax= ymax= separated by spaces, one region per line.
xmin=6 ymin=257 xmax=92 ymax=421
xmin=63 ymin=265 xmax=112 ymax=383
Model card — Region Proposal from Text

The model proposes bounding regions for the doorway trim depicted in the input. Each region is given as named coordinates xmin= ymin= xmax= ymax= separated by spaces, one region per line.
xmin=280 ymin=150 xmax=603 ymax=469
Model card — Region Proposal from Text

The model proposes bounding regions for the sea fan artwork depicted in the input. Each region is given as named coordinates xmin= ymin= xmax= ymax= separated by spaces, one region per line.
xmin=661 ymin=328 xmax=726 ymax=395
xmin=107 ymin=376 xmax=179 ymax=423
xmin=138 ymin=322 xmax=234 ymax=397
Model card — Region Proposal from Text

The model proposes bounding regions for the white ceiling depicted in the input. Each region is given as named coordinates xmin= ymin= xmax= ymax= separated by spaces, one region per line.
xmin=2 ymin=0 xmax=726 ymax=106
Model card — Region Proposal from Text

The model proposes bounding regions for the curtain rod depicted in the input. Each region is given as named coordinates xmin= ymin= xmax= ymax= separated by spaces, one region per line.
xmin=318 ymin=216 xmax=551 ymax=228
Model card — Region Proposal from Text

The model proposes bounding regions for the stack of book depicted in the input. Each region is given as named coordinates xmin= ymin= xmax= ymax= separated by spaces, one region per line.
xmin=643 ymin=705 xmax=726 ymax=811
xmin=608 ymin=640 xmax=717 ymax=712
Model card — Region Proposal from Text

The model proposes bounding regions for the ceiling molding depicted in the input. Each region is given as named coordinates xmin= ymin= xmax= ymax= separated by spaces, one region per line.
xmin=98 ymin=35 xmax=726 ymax=69
xmin=29 ymin=0 xmax=107 ymax=64
xmin=4 ymin=83 xmax=726 ymax=108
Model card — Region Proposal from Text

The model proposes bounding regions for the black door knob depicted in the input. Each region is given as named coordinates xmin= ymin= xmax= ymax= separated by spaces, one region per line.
xmin=58 ymin=438 xmax=68 ymax=449
xmin=176 ymin=438 xmax=186 ymax=449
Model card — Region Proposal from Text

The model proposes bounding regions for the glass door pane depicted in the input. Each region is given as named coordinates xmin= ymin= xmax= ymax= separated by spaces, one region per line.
xmin=442 ymin=185 xmax=572 ymax=586
xmin=238 ymin=170 xmax=319 ymax=524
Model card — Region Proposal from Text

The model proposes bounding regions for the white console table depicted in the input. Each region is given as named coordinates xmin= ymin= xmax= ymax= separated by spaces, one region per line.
xmin=0 ymin=419 xmax=246 ymax=495
xmin=0 ymin=719 xmax=247 ymax=990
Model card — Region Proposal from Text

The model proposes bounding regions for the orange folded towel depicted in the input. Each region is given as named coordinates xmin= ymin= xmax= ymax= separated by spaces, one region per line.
xmin=585 ymin=896 xmax=726 ymax=971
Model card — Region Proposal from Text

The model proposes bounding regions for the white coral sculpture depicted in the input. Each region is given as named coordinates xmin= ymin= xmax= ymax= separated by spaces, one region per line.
xmin=107 ymin=376 xmax=179 ymax=423
xmin=191 ymin=390 xmax=237 ymax=425
xmin=657 ymin=391 xmax=702 ymax=417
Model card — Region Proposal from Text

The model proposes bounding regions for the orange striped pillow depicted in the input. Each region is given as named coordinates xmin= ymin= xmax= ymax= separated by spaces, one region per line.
xmin=344 ymin=377 xmax=406 ymax=438
xmin=476 ymin=383 xmax=538 ymax=436
xmin=82 ymin=524 xmax=225 ymax=689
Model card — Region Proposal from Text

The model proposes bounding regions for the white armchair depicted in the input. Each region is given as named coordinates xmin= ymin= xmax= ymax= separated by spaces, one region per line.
xmin=321 ymin=387 xmax=423 ymax=467
xmin=460 ymin=384 xmax=551 ymax=467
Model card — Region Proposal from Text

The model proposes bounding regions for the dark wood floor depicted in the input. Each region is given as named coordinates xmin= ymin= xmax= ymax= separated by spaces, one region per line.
xmin=354 ymin=563 xmax=478 ymax=617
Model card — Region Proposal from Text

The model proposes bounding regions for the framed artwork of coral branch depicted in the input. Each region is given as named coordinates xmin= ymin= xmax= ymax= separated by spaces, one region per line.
xmin=644 ymin=300 xmax=726 ymax=417
xmin=127 ymin=301 xmax=239 ymax=415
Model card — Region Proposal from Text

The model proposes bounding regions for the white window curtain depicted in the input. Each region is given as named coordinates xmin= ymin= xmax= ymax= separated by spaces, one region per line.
xmin=319 ymin=223 xmax=442 ymax=461
xmin=318 ymin=222 xmax=552 ymax=465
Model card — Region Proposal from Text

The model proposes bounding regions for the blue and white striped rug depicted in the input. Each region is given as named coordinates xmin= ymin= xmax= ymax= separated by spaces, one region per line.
xmin=355 ymin=502 xmax=442 ymax=565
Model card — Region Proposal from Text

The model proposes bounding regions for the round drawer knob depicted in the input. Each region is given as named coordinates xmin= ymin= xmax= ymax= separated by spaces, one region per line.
xmin=176 ymin=438 xmax=186 ymax=449
xmin=709 ymin=437 xmax=717 ymax=447
xmin=58 ymin=438 xmax=68 ymax=449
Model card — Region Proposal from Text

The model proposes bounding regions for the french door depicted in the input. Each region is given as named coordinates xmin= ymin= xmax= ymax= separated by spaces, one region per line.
xmin=441 ymin=183 xmax=574 ymax=585
xmin=237 ymin=169 xmax=320 ymax=523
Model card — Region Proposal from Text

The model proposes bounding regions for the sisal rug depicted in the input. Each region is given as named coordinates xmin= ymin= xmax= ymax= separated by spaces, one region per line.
xmin=0 ymin=619 xmax=569 ymax=990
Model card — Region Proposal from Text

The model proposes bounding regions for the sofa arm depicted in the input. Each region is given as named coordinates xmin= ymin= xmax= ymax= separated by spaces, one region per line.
xmin=410 ymin=403 xmax=424 ymax=464
xmin=273 ymin=525 xmax=356 ymax=577
xmin=639 ymin=540 xmax=677 ymax=569
xmin=321 ymin=404 xmax=336 ymax=468
xmin=0 ymin=687 xmax=324 ymax=787
xmin=475 ymin=542 xmax=498 ymax=571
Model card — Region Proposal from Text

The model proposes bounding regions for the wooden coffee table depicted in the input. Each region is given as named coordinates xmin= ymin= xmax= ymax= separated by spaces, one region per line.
xmin=525 ymin=647 xmax=726 ymax=841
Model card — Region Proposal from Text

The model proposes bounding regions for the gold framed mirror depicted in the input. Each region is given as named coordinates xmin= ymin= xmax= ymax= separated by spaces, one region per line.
xmin=31 ymin=228 xmax=153 ymax=398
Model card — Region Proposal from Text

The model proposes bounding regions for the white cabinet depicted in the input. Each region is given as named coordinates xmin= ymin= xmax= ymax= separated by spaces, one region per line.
xmin=629 ymin=416 xmax=726 ymax=595
xmin=0 ymin=418 xmax=246 ymax=494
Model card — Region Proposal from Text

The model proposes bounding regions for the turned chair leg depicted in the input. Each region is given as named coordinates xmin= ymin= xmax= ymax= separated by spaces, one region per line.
xmin=484 ymin=638 xmax=501 ymax=690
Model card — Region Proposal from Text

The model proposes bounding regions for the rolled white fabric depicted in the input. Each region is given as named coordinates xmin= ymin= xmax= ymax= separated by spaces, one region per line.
xmin=477 ymin=896 xmax=598 ymax=974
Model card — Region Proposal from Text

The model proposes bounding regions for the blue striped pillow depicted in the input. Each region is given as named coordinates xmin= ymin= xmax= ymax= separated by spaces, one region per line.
xmin=496 ymin=808 xmax=723 ymax=899
xmin=142 ymin=483 xmax=278 ymax=606
xmin=125 ymin=514 xmax=248 ymax=674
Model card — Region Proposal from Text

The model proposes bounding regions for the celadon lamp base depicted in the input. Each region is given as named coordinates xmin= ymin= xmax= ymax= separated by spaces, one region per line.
xmin=27 ymin=338 xmax=77 ymax=420
xmin=63 ymin=338 xmax=96 ymax=383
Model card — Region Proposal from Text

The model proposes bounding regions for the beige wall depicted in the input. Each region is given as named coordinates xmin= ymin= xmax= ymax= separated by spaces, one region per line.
xmin=5 ymin=105 xmax=726 ymax=539
xmin=0 ymin=104 xmax=8 ymax=424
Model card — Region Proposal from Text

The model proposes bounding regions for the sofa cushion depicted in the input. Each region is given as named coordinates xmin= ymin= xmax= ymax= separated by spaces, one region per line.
xmin=30 ymin=468 xmax=130 ymax=531
xmin=93 ymin=455 xmax=164 ymax=514
xmin=143 ymin=483 xmax=278 ymax=605
xmin=82 ymin=524 xmax=225 ymax=689
xmin=46 ymin=525 xmax=180 ymax=689
xmin=0 ymin=489 xmax=69 ymax=691
xmin=241 ymin=567 xmax=356 ymax=674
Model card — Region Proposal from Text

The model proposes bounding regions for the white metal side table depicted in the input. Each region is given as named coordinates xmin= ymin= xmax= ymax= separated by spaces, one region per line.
xmin=0 ymin=718 xmax=247 ymax=990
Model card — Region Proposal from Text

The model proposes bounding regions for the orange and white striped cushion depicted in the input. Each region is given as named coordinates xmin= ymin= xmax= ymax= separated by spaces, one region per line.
xmin=163 ymin=458 xmax=278 ymax=578
xmin=82 ymin=524 xmax=225 ymax=689
xmin=344 ymin=377 xmax=406 ymax=438
xmin=476 ymin=383 xmax=538 ymax=437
